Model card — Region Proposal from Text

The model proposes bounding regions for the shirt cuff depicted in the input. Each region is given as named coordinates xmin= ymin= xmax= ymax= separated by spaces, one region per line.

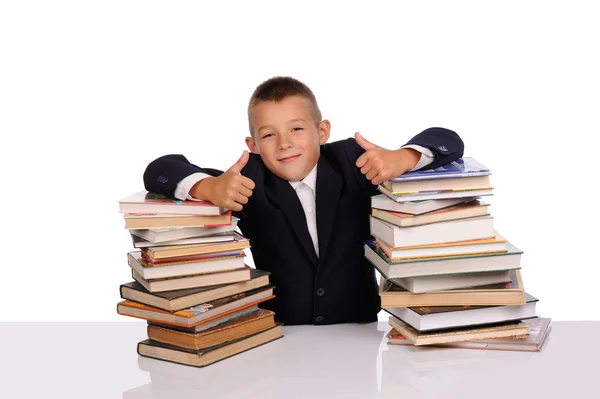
xmin=402 ymin=144 xmax=435 ymax=172
xmin=174 ymin=172 xmax=212 ymax=201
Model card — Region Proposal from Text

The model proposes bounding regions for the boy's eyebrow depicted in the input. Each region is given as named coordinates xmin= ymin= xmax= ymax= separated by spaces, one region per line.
xmin=257 ymin=119 xmax=307 ymax=133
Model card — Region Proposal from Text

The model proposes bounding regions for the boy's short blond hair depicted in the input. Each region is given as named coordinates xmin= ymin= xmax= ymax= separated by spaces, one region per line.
xmin=247 ymin=76 xmax=323 ymax=136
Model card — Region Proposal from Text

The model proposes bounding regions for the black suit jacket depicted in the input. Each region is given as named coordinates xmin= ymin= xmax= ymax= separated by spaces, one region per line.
xmin=143 ymin=128 xmax=464 ymax=325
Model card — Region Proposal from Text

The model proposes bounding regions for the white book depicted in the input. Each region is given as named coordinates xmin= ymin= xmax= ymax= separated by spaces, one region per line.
xmin=389 ymin=270 xmax=512 ymax=294
xmin=131 ymin=233 xmax=235 ymax=248
xmin=127 ymin=251 xmax=246 ymax=280
xmin=364 ymin=241 xmax=522 ymax=279
xmin=370 ymin=215 xmax=495 ymax=248
xmin=385 ymin=293 xmax=538 ymax=331
xmin=378 ymin=185 xmax=493 ymax=203
xmin=130 ymin=217 xmax=239 ymax=243
xmin=371 ymin=194 xmax=480 ymax=215
xmin=376 ymin=234 xmax=507 ymax=259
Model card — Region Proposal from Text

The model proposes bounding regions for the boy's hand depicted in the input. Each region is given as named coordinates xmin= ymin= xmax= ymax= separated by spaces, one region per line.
xmin=355 ymin=132 xmax=421 ymax=186
xmin=191 ymin=151 xmax=255 ymax=211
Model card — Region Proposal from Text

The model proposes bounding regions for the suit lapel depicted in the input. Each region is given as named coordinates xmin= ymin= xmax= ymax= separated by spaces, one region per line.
xmin=316 ymin=156 xmax=342 ymax=265
xmin=264 ymin=171 xmax=318 ymax=267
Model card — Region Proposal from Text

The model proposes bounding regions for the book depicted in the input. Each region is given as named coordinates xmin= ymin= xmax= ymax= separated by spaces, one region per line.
xmin=119 ymin=191 xmax=228 ymax=215
xmin=387 ymin=270 xmax=512 ymax=294
xmin=130 ymin=218 xmax=239 ymax=243
xmin=124 ymin=211 xmax=232 ymax=229
xmin=378 ymin=184 xmax=494 ymax=203
xmin=370 ymin=215 xmax=495 ymax=248
xmin=378 ymin=270 xmax=526 ymax=307
xmin=382 ymin=175 xmax=491 ymax=196
xmin=371 ymin=200 xmax=490 ymax=228
xmin=119 ymin=269 xmax=270 ymax=311
xmin=147 ymin=309 xmax=276 ymax=350
xmin=371 ymin=194 xmax=481 ymax=215
xmin=388 ymin=318 xmax=552 ymax=352
xmin=127 ymin=251 xmax=246 ymax=280
xmin=376 ymin=234 xmax=508 ymax=260
xmin=389 ymin=157 xmax=490 ymax=181
xmin=389 ymin=316 xmax=528 ymax=346
xmin=384 ymin=292 xmax=538 ymax=331
xmin=132 ymin=266 xmax=252 ymax=293
xmin=137 ymin=324 xmax=283 ymax=368
xmin=130 ymin=232 xmax=235 ymax=248
xmin=365 ymin=240 xmax=522 ymax=279
xmin=149 ymin=306 xmax=262 ymax=333
xmin=142 ymin=232 xmax=250 ymax=259
xmin=117 ymin=285 xmax=275 ymax=327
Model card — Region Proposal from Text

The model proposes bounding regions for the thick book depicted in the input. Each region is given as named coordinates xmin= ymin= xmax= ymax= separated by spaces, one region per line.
xmin=384 ymin=292 xmax=538 ymax=331
xmin=132 ymin=266 xmax=252 ymax=293
xmin=147 ymin=309 xmax=276 ymax=350
xmin=150 ymin=305 xmax=261 ymax=333
xmin=371 ymin=200 xmax=489 ymax=228
xmin=119 ymin=268 xmax=270 ymax=311
xmin=142 ymin=232 xmax=250 ymax=260
xmin=376 ymin=234 xmax=508 ymax=261
xmin=137 ymin=324 xmax=283 ymax=368
xmin=365 ymin=239 xmax=522 ymax=279
xmin=389 ymin=316 xmax=528 ymax=346
xmin=116 ymin=285 xmax=275 ymax=327
xmin=124 ymin=212 xmax=232 ymax=229
xmin=371 ymin=194 xmax=480 ymax=215
xmin=378 ymin=184 xmax=494 ymax=203
xmin=382 ymin=175 xmax=491 ymax=196
xmin=127 ymin=251 xmax=246 ymax=280
xmin=387 ymin=270 xmax=512 ymax=294
xmin=370 ymin=215 xmax=495 ymax=248
xmin=131 ymin=232 xmax=235 ymax=248
xmin=119 ymin=191 xmax=228 ymax=215
xmin=378 ymin=270 xmax=526 ymax=307
xmin=130 ymin=218 xmax=239 ymax=243
xmin=388 ymin=318 xmax=551 ymax=352
xmin=389 ymin=157 xmax=490 ymax=181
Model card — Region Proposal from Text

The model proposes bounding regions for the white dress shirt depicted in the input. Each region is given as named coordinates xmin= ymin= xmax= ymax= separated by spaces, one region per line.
xmin=175 ymin=144 xmax=435 ymax=257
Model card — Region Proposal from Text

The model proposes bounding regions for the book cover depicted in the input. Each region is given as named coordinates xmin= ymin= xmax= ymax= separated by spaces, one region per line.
xmin=389 ymin=157 xmax=490 ymax=182
xmin=119 ymin=191 xmax=227 ymax=215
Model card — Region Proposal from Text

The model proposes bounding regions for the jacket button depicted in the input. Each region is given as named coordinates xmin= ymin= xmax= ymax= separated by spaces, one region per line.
xmin=315 ymin=316 xmax=324 ymax=322
xmin=316 ymin=288 xmax=325 ymax=297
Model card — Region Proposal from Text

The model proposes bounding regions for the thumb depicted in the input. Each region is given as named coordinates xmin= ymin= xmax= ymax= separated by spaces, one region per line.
xmin=355 ymin=132 xmax=377 ymax=151
xmin=227 ymin=150 xmax=249 ymax=174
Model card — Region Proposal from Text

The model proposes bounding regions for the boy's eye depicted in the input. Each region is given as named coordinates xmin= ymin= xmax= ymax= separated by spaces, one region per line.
xmin=262 ymin=133 xmax=274 ymax=139
xmin=292 ymin=127 xmax=303 ymax=132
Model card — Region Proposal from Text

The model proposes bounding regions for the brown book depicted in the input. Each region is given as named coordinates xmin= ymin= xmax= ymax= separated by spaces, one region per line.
xmin=147 ymin=309 xmax=276 ymax=350
xmin=117 ymin=285 xmax=275 ymax=327
xmin=119 ymin=268 xmax=270 ymax=312
xmin=143 ymin=232 xmax=250 ymax=260
xmin=379 ymin=269 xmax=526 ymax=307
xmin=123 ymin=212 xmax=232 ymax=229
xmin=137 ymin=324 xmax=283 ymax=368
xmin=371 ymin=200 xmax=489 ymax=228
xmin=389 ymin=316 xmax=528 ymax=346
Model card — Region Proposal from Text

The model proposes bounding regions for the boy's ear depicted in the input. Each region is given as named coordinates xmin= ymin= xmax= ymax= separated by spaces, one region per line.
xmin=318 ymin=119 xmax=331 ymax=144
xmin=245 ymin=136 xmax=259 ymax=154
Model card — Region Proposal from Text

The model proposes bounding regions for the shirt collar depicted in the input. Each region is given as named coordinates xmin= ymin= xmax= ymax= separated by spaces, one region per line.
xmin=289 ymin=163 xmax=318 ymax=192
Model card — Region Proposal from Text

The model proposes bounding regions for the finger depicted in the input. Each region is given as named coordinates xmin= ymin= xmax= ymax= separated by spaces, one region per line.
xmin=238 ymin=186 xmax=253 ymax=198
xmin=360 ymin=163 xmax=373 ymax=176
xmin=366 ymin=169 xmax=379 ymax=181
xmin=227 ymin=150 xmax=249 ymax=174
xmin=240 ymin=176 xmax=256 ymax=190
xmin=356 ymin=152 xmax=370 ymax=168
xmin=355 ymin=132 xmax=377 ymax=151
xmin=227 ymin=200 xmax=243 ymax=212
xmin=372 ymin=175 xmax=387 ymax=186
xmin=233 ymin=193 xmax=249 ymax=205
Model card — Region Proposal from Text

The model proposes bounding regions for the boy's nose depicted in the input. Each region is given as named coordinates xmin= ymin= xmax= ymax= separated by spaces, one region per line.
xmin=277 ymin=134 xmax=293 ymax=149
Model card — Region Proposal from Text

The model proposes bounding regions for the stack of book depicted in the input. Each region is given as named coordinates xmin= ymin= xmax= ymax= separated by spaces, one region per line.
xmin=366 ymin=158 xmax=551 ymax=351
xmin=116 ymin=191 xmax=283 ymax=367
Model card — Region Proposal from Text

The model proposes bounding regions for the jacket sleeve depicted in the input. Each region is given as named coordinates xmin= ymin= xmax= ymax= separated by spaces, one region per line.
xmin=403 ymin=127 xmax=465 ymax=170
xmin=143 ymin=154 xmax=224 ymax=199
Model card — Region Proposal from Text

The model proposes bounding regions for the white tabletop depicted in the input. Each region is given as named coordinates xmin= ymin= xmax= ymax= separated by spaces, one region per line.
xmin=1 ymin=321 xmax=598 ymax=399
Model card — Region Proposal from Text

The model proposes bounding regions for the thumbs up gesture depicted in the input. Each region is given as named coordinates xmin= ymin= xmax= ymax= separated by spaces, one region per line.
xmin=193 ymin=151 xmax=256 ymax=212
xmin=354 ymin=132 xmax=420 ymax=186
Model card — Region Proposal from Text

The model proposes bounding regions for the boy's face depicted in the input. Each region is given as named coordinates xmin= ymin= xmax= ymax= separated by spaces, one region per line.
xmin=246 ymin=95 xmax=330 ymax=182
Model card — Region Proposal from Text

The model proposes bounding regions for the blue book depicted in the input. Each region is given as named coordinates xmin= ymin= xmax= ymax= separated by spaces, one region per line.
xmin=390 ymin=157 xmax=490 ymax=182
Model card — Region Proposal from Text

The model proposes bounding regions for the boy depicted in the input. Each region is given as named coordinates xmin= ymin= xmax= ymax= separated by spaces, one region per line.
xmin=143 ymin=76 xmax=464 ymax=325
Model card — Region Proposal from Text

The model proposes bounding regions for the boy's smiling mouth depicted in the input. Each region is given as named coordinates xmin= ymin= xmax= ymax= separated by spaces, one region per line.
xmin=278 ymin=154 xmax=301 ymax=163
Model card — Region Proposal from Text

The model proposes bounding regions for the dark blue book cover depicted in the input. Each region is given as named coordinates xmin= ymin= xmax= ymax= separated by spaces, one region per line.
xmin=391 ymin=157 xmax=490 ymax=182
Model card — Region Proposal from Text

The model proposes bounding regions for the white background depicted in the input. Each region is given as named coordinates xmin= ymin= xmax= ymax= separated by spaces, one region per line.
xmin=1 ymin=1 xmax=598 ymax=321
